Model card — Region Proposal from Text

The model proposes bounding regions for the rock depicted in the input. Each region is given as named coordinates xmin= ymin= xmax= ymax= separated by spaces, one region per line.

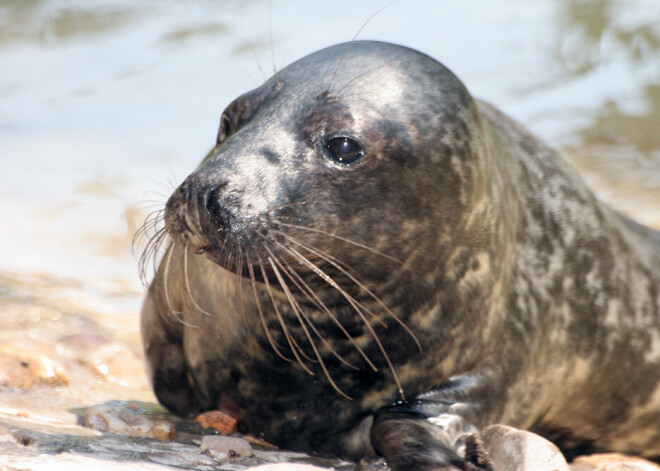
xmin=247 ymin=465 xmax=331 ymax=471
xmin=480 ymin=424 xmax=570 ymax=471
xmin=355 ymin=456 xmax=390 ymax=470
xmin=570 ymin=453 xmax=660 ymax=471
xmin=200 ymin=435 xmax=253 ymax=460
xmin=0 ymin=344 xmax=69 ymax=389
xmin=194 ymin=409 xmax=238 ymax=435
xmin=83 ymin=401 xmax=175 ymax=440
xmin=0 ymin=451 xmax=182 ymax=470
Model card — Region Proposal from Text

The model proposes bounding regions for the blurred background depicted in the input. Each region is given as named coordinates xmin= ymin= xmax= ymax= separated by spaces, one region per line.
xmin=0 ymin=0 xmax=658 ymax=424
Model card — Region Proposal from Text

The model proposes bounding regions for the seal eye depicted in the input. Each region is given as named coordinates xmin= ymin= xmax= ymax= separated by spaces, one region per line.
xmin=322 ymin=136 xmax=365 ymax=166
xmin=216 ymin=113 xmax=232 ymax=145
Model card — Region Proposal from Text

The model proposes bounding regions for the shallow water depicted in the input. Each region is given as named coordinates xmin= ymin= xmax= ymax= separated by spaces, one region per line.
xmin=0 ymin=0 xmax=658 ymax=467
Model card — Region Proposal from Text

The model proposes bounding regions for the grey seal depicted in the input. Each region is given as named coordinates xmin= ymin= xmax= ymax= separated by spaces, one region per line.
xmin=140 ymin=41 xmax=660 ymax=470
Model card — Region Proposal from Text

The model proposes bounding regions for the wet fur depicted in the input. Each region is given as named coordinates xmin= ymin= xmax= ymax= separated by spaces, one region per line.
xmin=139 ymin=42 xmax=660 ymax=469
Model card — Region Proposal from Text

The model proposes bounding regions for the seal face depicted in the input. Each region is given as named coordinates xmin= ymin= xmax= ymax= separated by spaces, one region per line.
xmin=140 ymin=41 xmax=660 ymax=469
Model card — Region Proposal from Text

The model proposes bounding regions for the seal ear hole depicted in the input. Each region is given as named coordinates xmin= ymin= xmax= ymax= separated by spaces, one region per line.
xmin=321 ymin=135 xmax=365 ymax=166
xmin=217 ymin=113 xmax=232 ymax=144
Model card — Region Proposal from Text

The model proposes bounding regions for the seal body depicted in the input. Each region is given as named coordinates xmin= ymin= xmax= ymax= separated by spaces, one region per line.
xmin=141 ymin=41 xmax=660 ymax=469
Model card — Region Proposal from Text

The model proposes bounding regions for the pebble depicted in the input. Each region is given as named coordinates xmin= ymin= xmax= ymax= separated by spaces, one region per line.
xmin=194 ymin=409 xmax=238 ymax=435
xmin=83 ymin=401 xmax=175 ymax=440
xmin=481 ymin=424 xmax=570 ymax=471
xmin=247 ymin=465 xmax=331 ymax=471
xmin=200 ymin=435 xmax=253 ymax=460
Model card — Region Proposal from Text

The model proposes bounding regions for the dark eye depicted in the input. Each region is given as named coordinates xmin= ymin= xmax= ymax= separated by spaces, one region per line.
xmin=322 ymin=136 xmax=365 ymax=166
xmin=216 ymin=113 xmax=232 ymax=145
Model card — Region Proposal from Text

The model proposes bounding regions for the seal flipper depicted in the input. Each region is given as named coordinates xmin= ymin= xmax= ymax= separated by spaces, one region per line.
xmin=371 ymin=374 xmax=499 ymax=471
xmin=371 ymin=406 xmax=493 ymax=470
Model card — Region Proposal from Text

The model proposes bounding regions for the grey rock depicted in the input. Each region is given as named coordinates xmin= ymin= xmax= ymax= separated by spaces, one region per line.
xmin=0 ymin=452 xmax=177 ymax=471
xmin=481 ymin=424 xmax=570 ymax=471
xmin=83 ymin=401 xmax=175 ymax=439
xmin=248 ymin=464 xmax=332 ymax=471
xmin=200 ymin=435 xmax=253 ymax=460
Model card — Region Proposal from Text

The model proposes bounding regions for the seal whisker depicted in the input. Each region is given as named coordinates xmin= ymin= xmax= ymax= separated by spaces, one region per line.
xmin=182 ymin=245 xmax=214 ymax=317
xmin=137 ymin=225 xmax=168 ymax=286
xmin=256 ymin=255 xmax=316 ymax=373
xmin=266 ymin=252 xmax=353 ymax=400
xmin=276 ymin=230 xmax=422 ymax=352
xmin=277 ymin=222 xmax=403 ymax=265
xmin=138 ymin=214 xmax=164 ymax=242
xmin=135 ymin=208 xmax=167 ymax=277
xmin=131 ymin=198 xmax=167 ymax=226
xmin=250 ymin=242 xmax=311 ymax=362
xmin=262 ymin=241 xmax=362 ymax=371
xmin=141 ymin=231 xmax=169 ymax=286
xmin=272 ymin=235 xmax=386 ymax=328
xmin=140 ymin=189 xmax=172 ymax=201
xmin=245 ymin=247 xmax=293 ymax=363
xmin=162 ymin=243 xmax=199 ymax=329
xmin=134 ymin=199 xmax=168 ymax=211
xmin=246 ymin=43 xmax=267 ymax=84
xmin=236 ymin=247 xmax=251 ymax=331
xmin=215 ymin=228 xmax=232 ymax=256
xmin=266 ymin=236 xmax=405 ymax=399
xmin=266 ymin=240 xmax=378 ymax=372
xmin=140 ymin=215 xmax=164 ymax=240
xmin=136 ymin=205 xmax=165 ymax=221
xmin=267 ymin=0 xmax=279 ymax=79
xmin=326 ymin=2 xmax=394 ymax=92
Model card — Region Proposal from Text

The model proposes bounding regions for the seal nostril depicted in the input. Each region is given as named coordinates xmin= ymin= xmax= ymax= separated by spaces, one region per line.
xmin=203 ymin=181 xmax=229 ymax=211
xmin=176 ymin=179 xmax=193 ymax=202
xmin=204 ymin=188 xmax=216 ymax=214
xmin=202 ymin=182 xmax=233 ymax=232
xmin=164 ymin=177 xmax=208 ymax=241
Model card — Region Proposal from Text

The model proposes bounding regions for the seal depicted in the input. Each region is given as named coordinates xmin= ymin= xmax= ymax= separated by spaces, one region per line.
xmin=140 ymin=41 xmax=660 ymax=470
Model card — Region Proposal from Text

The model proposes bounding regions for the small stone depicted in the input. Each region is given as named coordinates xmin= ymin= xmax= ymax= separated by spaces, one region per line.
xmin=83 ymin=402 xmax=175 ymax=440
xmin=194 ymin=409 xmax=238 ymax=435
xmin=355 ymin=456 xmax=390 ymax=470
xmin=200 ymin=435 xmax=252 ymax=460
xmin=481 ymin=424 xmax=570 ymax=471
xmin=571 ymin=453 xmax=660 ymax=471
